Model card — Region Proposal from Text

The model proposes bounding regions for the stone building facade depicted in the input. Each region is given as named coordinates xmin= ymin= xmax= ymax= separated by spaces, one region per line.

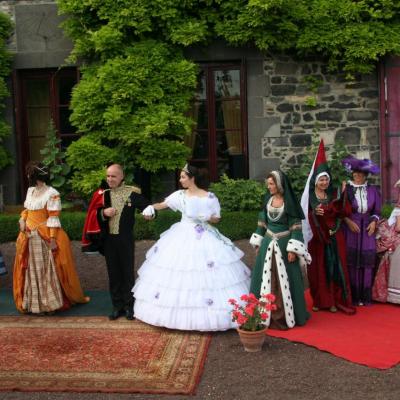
xmin=1 ymin=0 xmax=397 ymax=205
xmin=259 ymin=57 xmax=379 ymax=176
xmin=186 ymin=43 xmax=381 ymax=182
xmin=0 ymin=0 xmax=74 ymax=205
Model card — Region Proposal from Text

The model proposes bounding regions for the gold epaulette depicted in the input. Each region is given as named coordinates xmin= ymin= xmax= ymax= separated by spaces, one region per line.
xmin=126 ymin=185 xmax=141 ymax=194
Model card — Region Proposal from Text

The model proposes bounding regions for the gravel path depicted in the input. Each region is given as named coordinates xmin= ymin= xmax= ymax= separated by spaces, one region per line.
xmin=0 ymin=240 xmax=399 ymax=400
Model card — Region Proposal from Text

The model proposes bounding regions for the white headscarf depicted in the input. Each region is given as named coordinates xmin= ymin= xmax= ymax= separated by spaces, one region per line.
xmin=314 ymin=172 xmax=330 ymax=186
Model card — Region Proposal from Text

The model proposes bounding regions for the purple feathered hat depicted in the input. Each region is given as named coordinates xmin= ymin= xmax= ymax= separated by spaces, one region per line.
xmin=341 ymin=155 xmax=380 ymax=175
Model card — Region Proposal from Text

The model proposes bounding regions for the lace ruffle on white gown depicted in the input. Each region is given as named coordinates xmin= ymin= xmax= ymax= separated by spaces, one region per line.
xmin=133 ymin=190 xmax=251 ymax=331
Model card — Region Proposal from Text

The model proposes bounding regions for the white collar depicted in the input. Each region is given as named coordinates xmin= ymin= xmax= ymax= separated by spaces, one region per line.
xmin=348 ymin=180 xmax=368 ymax=188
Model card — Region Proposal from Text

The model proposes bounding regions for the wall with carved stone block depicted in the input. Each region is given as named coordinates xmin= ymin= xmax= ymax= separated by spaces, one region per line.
xmin=248 ymin=55 xmax=379 ymax=181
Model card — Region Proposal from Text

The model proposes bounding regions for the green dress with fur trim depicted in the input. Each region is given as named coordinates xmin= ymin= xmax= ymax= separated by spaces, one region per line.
xmin=250 ymin=206 xmax=309 ymax=329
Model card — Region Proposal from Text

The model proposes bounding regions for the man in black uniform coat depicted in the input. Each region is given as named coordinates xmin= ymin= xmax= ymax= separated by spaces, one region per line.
xmin=98 ymin=164 xmax=152 ymax=320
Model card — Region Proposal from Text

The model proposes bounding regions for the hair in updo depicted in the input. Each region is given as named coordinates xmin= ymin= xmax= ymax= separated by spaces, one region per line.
xmin=181 ymin=163 xmax=209 ymax=189
xmin=25 ymin=161 xmax=50 ymax=186
xmin=266 ymin=171 xmax=284 ymax=194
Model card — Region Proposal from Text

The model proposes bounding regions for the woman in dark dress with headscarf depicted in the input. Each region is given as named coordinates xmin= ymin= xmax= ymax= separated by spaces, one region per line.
xmin=306 ymin=169 xmax=355 ymax=315
xmin=250 ymin=170 xmax=310 ymax=330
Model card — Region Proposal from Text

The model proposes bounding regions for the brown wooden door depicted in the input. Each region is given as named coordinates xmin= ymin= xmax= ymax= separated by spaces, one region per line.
xmin=14 ymin=68 xmax=79 ymax=194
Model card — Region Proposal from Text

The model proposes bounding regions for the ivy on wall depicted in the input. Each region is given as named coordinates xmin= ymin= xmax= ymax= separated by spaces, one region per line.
xmin=215 ymin=0 xmax=400 ymax=75
xmin=56 ymin=0 xmax=400 ymax=195
xmin=0 ymin=12 xmax=12 ymax=172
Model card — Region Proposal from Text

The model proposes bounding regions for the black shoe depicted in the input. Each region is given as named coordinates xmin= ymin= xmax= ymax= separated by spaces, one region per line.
xmin=125 ymin=309 xmax=135 ymax=321
xmin=108 ymin=309 xmax=124 ymax=321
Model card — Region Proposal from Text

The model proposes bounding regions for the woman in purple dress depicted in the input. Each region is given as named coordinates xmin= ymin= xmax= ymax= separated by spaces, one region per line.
xmin=341 ymin=156 xmax=381 ymax=306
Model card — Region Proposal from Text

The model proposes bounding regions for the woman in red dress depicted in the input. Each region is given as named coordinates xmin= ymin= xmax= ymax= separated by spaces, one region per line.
xmin=307 ymin=171 xmax=356 ymax=315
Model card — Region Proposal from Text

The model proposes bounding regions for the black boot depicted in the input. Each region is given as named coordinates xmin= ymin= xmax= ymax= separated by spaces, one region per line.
xmin=108 ymin=309 xmax=124 ymax=321
xmin=125 ymin=309 xmax=135 ymax=321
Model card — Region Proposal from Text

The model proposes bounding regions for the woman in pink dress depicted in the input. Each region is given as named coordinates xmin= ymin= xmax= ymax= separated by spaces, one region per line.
xmin=372 ymin=179 xmax=400 ymax=304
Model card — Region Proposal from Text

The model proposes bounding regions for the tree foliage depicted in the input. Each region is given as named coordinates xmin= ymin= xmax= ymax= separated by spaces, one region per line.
xmin=58 ymin=0 xmax=400 ymax=75
xmin=56 ymin=0 xmax=400 ymax=194
xmin=214 ymin=0 xmax=400 ymax=75
xmin=0 ymin=12 xmax=12 ymax=172
xmin=283 ymin=134 xmax=350 ymax=197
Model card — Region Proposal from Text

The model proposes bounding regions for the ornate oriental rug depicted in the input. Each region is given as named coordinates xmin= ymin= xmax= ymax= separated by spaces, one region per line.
xmin=0 ymin=316 xmax=211 ymax=394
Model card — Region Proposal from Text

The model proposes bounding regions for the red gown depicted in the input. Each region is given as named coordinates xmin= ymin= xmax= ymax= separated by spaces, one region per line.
xmin=308 ymin=193 xmax=355 ymax=314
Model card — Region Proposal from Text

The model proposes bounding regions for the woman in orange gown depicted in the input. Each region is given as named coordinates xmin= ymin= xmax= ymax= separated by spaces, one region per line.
xmin=13 ymin=162 xmax=89 ymax=313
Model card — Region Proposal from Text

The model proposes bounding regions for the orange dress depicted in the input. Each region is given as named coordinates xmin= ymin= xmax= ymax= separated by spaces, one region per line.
xmin=13 ymin=185 xmax=89 ymax=313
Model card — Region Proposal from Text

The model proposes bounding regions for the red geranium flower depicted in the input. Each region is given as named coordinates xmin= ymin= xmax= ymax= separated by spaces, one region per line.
xmin=260 ymin=312 xmax=268 ymax=320
xmin=228 ymin=292 xmax=276 ymax=332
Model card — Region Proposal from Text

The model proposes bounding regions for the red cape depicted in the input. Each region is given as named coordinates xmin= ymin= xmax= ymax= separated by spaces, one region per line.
xmin=82 ymin=188 xmax=106 ymax=248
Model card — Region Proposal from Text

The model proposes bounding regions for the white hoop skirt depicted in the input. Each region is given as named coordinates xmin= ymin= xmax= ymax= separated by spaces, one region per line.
xmin=133 ymin=220 xmax=251 ymax=331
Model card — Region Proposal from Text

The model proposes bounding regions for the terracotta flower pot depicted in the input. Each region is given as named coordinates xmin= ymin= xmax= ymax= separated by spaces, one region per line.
xmin=237 ymin=327 xmax=267 ymax=352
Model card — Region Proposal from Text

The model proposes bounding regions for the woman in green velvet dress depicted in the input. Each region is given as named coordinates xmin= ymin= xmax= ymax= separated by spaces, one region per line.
xmin=250 ymin=170 xmax=310 ymax=330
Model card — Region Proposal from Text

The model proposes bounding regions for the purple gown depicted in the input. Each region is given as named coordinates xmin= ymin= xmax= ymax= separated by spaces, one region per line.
xmin=343 ymin=183 xmax=381 ymax=305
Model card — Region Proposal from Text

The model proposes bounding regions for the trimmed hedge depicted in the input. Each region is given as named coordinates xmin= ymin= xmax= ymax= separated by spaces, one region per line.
xmin=0 ymin=214 xmax=19 ymax=243
xmin=0 ymin=210 xmax=258 ymax=244
xmin=1 ymin=205 xmax=396 ymax=244
xmin=209 ymin=175 xmax=264 ymax=211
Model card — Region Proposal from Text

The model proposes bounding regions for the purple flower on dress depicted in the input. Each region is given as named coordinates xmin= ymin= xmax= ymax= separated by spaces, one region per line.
xmin=194 ymin=224 xmax=205 ymax=239
xmin=154 ymin=292 xmax=160 ymax=299
xmin=205 ymin=298 xmax=214 ymax=306
xmin=154 ymin=246 xmax=158 ymax=253
xmin=208 ymin=192 xmax=215 ymax=199
xmin=207 ymin=261 xmax=214 ymax=269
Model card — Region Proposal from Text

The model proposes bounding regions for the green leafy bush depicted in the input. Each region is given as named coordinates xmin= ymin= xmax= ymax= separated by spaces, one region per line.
xmin=210 ymin=175 xmax=265 ymax=211
xmin=381 ymin=204 xmax=394 ymax=220
xmin=0 ymin=214 xmax=19 ymax=243
xmin=284 ymin=135 xmax=349 ymax=197
xmin=63 ymin=40 xmax=197 ymax=197
xmin=66 ymin=136 xmax=118 ymax=198
xmin=40 ymin=119 xmax=72 ymax=205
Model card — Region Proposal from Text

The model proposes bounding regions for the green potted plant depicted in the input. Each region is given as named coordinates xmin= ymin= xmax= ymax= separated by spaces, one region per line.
xmin=229 ymin=293 xmax=276 ymax=352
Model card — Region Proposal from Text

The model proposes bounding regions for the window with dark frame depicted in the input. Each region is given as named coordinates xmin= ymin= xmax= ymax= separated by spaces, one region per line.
xmin=15 ymin=68 xmax=79 ymax=192
xmin=186 ymin=63 xmax=248 ymax=182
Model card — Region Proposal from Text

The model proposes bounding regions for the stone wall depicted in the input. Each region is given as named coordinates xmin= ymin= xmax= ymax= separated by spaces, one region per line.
xmin=0 ymin=1 xmax=74 ymax=205
xmin=251 ymin=54 xmax=380 ymax=179
xmin=1 ymin=0 xmax=73 ymax=69
xmin=0 ymin=1 xmax=59 ymax=52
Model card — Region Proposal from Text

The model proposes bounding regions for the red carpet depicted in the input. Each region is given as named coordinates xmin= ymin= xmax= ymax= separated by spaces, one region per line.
xmin=268 ymin=290 xmax=400 ymax=369
xmin=0 ymin=316 xmax=211 ymax=394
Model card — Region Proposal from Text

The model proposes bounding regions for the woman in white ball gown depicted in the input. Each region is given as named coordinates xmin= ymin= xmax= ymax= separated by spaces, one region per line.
xmin=133 ymin=164 xmax=251 ymax=331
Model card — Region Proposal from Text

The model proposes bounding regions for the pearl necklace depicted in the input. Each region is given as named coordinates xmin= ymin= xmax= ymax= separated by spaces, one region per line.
xmin=267 ymin=197 xmax=284 ymax=222
xmin=315 ymin=190 xmax=327 ymax=202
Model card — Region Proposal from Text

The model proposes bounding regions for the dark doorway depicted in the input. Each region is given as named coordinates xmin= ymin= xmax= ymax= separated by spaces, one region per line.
xmin=186 ymin=63 xmax=248 ymax=182
xmin=14 ymin=68 xmax=79 ymax=194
